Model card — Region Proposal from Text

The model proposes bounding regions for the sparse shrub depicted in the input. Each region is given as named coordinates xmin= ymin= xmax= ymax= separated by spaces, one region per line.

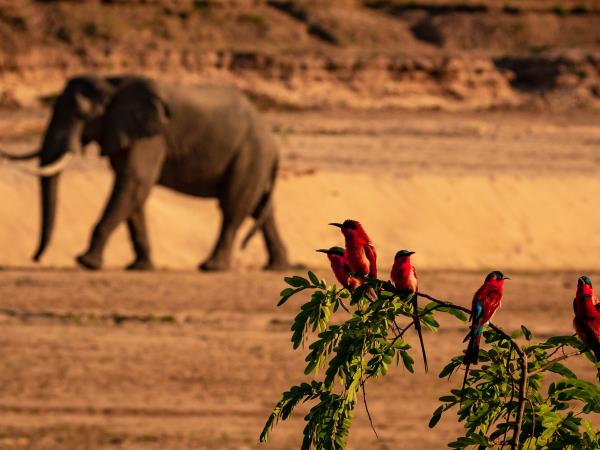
xmin=82 ymin=21 xmax=99 ymax=37
xmin=552 ymin=5 xmax=570 ymax=17
xmin=80 ymin=19 xmax=114 ymax=41
xmin=237 ymin=13 xmax=270 ymax=36
xmin=192 ymin=0 xmax=211 ymax=12
xmin=55 ymin=26 xmax=71 ymax=43
xmin=3 ymin=14 xmax=27 ymax=31
xmin=530 ymin=45 xmax=551 ymax=55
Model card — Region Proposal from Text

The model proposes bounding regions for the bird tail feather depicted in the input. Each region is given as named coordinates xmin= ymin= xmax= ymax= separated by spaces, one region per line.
xmin=460 ymin=332 xmax=481 ymax=404
xmin=464 ymin=332 xmax=481 ymax=366
xmin=412 ymin=294 xmax=428 ymax=372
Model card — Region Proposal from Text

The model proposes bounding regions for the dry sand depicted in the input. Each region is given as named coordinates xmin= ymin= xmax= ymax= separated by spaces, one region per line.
xmin=0 ymin=109 xmax=599 ymax=449
xmin=0 ymin=110 xmax=599 ymax=272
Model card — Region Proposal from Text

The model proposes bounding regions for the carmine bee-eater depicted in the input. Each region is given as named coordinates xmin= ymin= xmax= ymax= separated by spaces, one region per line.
xmin=574 ymin=276 xmax=599 ymax=315
xmin=391 ymin=250 xmax=428 ymax=372
xmin=461 ymin=271 xmax=508 ymax=400
xmin=316 ymin=247 xmax=360 ymax=291
xmin=573 ymin=287 xmax=600 ymax=366
xmin=329 ymin=220 xmax=377 ymax=279
xmin=464 ymin=271 xmax=509 ymax=365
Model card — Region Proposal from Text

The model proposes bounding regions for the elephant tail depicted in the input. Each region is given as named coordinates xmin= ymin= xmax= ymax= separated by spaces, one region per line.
xmin=241 ymin=160 xmax=278 ymax=249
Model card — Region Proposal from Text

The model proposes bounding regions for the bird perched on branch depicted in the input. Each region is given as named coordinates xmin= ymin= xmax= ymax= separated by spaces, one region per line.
xmin=573 ymin=276 xmax=599 ymax=315
xmin=460 ymin=271 xmax=508 ymax=402
xmin=329 ymin=220 xmax=377 ymax=280
xmin=573 ymin=285 xmax=600 ymax=366
xmin=463 ymin=271 xmax=508 ymax=366
xmin=391 ymin=250 xmax=428 ymax=372
xmin=316 ymin=247 xmax=360 ymax=291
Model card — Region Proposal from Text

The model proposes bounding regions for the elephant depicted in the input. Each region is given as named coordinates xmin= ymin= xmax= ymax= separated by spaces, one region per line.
xmin=1 ymin=75 xmax=290 ymax=271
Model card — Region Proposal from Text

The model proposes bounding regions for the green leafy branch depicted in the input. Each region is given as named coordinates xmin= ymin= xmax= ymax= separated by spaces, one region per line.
xmin=260 ymin=272 xmax=467 ymax=449
xmin=431 ymin=325 xmax=600 ymax=449
xmin=260 ymin=272 xmax=600 ymax=450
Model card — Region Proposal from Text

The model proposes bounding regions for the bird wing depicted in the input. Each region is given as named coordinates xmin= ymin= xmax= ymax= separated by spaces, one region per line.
xmin=343 ymin=261 xmax=351 ymax=274
xmin=365 ymin=244 xmax=377 ymax=278
xmin=412 ymin=266 xmax=418 ymax=291
xmin=390 ymin=260 xmax=399 ymax=286
xmin=577 ymin=317 xmax=600 ymax=360
xmin=469 ymin=284 xmax=486 ymax=324
xmin=591 ymin=320 xmax=600 ymax=343
xmin=474 ymin=285 xmax=503 ymax=329
xmin=470 ymin=283 xmax=502 ymax=332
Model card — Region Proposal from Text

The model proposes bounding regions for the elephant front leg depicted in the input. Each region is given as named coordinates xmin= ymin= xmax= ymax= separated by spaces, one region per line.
xmin=77 ymin=143 xmax=164 ymax=270
xmin=125 ymin=207 xmax=154 ymax=271
xmin=76 ymin=176 xmax=152 ymax=270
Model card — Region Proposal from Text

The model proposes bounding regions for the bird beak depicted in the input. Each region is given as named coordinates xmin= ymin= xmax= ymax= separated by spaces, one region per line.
xmin=329 ymin=223 xmax=343 ymax=228
xmin=504 ymin=276 xmax=511 ymax=280
xmin=316 ymin=249 xmax=328 ymax=253
xmin=408 ymin=251 xmax=415 ymax=255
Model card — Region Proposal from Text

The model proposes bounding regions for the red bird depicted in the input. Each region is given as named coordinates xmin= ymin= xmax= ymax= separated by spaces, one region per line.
xmin=391 ymin=250 xmax=428 ymax=371
xmin=461 ymin=271 xmax=508 ymax=400
xmin=329 ymin=220 xmax=377 ymax=279
xmin=573 ymin=290 xmax=600 ymax=364
xmin=573 ymin=276 xmax=599 ymax=315
xmin=464 ymin=271 xmax=509 ymax=365
xmin=316 ymin=247 xmax=360 ymax=291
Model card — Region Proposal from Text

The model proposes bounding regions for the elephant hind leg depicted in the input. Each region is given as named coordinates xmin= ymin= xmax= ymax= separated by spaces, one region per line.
xmin=259 ymin=207 xmax=290 ymax=271
xmin=199 ymin=212 xmax=244 ymax=271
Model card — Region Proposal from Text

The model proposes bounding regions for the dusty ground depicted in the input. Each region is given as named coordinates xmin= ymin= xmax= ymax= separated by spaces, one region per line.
xmin=0 ymin=269 xmax=598 ymax=450
xmin=0 ymin=108 xmax=600 ymax=449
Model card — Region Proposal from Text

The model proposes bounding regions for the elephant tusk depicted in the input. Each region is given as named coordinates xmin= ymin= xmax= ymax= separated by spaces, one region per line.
xmin=18 ymin=152 xmax=73 ymax=177
xmin=0 ymin=148 xmax=41 ymax=161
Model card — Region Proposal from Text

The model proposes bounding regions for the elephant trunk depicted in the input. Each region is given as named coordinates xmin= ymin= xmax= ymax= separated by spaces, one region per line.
xmin=33 ymin=174 xmax=59 ymax=262
xmin=31 ymin=109 xmax=85 ymax=262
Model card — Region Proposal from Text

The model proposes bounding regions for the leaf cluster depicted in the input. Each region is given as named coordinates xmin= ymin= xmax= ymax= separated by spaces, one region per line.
xmin=260 ymin=271 xmax=600 ymax=450
xmin=431 ymin=329 xmax=600 ymax=449
xmin=261 ymin=272 xmax=466 ymax=449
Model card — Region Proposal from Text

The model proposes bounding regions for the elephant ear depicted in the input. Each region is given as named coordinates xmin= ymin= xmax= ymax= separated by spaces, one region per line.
xmin=100 ymin=80 xmax=170 ymax=155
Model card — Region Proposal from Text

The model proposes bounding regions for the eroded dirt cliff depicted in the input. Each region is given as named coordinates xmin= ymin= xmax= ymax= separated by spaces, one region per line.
xmin=0 ymin=0 xmax=599 ymax=110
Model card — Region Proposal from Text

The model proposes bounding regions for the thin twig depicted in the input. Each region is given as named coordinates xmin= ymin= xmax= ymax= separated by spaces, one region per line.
xmin=546 ymin=343 xmax=566 ymax=360
xmin=361 ymin=376 xmax=379 ymax=439
xmin=525 ymin=397 xmax=536 ymax=450
xmin=360 ymin=337 xmax=378 ymax=438
xmin=393 ymin=319 xmax=403 ymax=336
xmin=337 ymin=298 xmax=351 ymax=314
xmin=387 ymin=303 xmax=448 ymax=349
xmin=500 ymin=349 xmax=516 ymax=450
xmin=388 ymin=315 xmax=422 ymax=348
xmin=513 ymin=353 xmax=528 ymax=450
xmin=528 ymin=350 xmax=584 ymax=377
